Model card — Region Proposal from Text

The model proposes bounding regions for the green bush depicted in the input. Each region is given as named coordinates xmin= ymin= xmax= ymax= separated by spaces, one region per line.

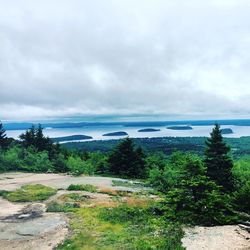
xmin=22 ymin=148 xmax=54 ymax=172
xmin=88 ymin=152 xmax=108 ymax=173
xmin=163 ymin=154 xmax=238 ymax=225
xmin=0 ymin=146 xmax=23 ymax=171
xmin=67 ymin=184 xmax=98 ymax=192
xmin=148 ymin=152 xmax=186 ymax=192
xmin=66 ymin=156 xmax=95 ymax=176
xmin=99 ymin=205 xmax=185 ymax=250
xmin=46 ymin=202 xmax=79 ymax=212
xmin=233 ymin=157 xmax=250 ymax=213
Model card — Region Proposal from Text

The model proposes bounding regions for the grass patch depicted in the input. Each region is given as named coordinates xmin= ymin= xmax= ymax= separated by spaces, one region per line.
xmin=60 ymin=193 xmax=91 ymax=202
xmin=98 ymin=187 xmax=132 ymax=197
xmin=112 ymin=180 xmax=146 ymax=189
xmin=2 ymin=184 xmax=56 ymax=202
xmin=47 ymin=202 xmax=80 ymax=212
xmin=67 ymin=184 xmax=98 ymax=193
xmin=56 ymin=204 xmax=185 ymax=250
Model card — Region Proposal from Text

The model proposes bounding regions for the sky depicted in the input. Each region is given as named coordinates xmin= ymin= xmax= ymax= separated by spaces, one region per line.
xmin=0 ymin=0 xmax=250 ymax=121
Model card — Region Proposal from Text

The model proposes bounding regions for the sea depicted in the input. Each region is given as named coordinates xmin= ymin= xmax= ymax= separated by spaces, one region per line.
xmin=5 ymin=123 xmax=250 ymax=142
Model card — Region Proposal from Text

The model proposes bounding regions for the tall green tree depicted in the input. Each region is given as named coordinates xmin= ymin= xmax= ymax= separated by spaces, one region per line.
xmin=165 ymin=154 xmax=237 ymax=225
xmin=204 ymin=124 xmax=234 ymax=192
xmin=108 ymin=138 xmax=146 ymax=178
xmin=19 ymin=124 xmax=60 ymax=160
xmin=0 ymin=121 xmax=9 ymax=149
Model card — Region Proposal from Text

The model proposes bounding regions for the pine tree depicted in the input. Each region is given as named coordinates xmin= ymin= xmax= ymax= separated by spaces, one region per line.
xmin=108 ymin=138 xmax=146 ymax=177
xmin=165 ymin=154 xmax=236 ymax=225
xmin=0 ymin=121 xmax=8 ymax=149
xmin=19 ymin=124 xmax=55 ymax=157
xmin=204 ymin=124 xmax=234 ymax=192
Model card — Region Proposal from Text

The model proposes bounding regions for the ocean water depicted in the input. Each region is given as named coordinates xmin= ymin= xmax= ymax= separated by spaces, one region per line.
xmin=5 ymin=125 xmax=250 ymax=142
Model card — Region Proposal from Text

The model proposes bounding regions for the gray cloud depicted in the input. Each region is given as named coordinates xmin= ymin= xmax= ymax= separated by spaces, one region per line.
xmin=0 ymin=0 xmax=250 ymax=120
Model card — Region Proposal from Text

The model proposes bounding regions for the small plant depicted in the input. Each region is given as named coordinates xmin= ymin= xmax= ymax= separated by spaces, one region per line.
xmin=46 ymin=202 xmax=79 ymax=212
xmin=67 ymin=184 xmax=98 ymax=193
xmin=60 ymin=193 xmax=90 ymax=202
xmin=112 ymin=180 xmax=146 ymax=189
xmin=3 ymin=184 xmax=56 ymax=202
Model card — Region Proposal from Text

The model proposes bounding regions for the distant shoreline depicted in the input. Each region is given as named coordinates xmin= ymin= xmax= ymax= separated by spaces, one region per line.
xmin=4 ymin=118 xmax=250 ymax=130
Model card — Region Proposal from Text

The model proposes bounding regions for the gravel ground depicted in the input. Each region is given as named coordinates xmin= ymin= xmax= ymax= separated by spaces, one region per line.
xmin=0 ymin=172 xmax=131 ymax=191
xmin=182 ymin=225 xmax=250 ymax=250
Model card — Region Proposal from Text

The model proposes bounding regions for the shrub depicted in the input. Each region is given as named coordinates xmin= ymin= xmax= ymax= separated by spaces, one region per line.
xmin=46 ymin=202 xmax=79 ymax=212
xmin=0 ymin=146 xmax=23 ymax=171
xmin=148 ymin=152 xmax=186 ymax=192
xmin=22 ymin=148 xmax=54 ymax=172
xmin=67 ymin=184 xmax=98 ymax=193
xmin=66 ymin=156 xmax=95 ymax=176
xmin=164 ymin=154 xmax=238 ymax=225
xmin=232 ymin=157 xmax=250 ymax=213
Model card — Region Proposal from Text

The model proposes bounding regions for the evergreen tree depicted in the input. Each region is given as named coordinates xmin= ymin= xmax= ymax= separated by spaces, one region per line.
xmin=165 ymin=154 xmax=237 ymax=225
xmin=19 ymin=124 xmax=59 ymax=160
xmin=108 ymin=138 xmax=146 ymax=178
xmin=19 ymin=125 xmax=36 ymax=148
xmin=0 ymin=121 xmax=9 ymax=149
xmin=204 ymin=124 xmax=234 ymax=192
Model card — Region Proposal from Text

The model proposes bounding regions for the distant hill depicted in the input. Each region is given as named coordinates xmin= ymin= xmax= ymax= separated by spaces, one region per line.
xmin=103 ymin=131 xmax=128 ymax=136
xmin=4 ymin=119 xmax=250 ymax=130
xmin=138 ymin=128 xmax=161 ymax=132
xmin=167 ymin=125 xmax=193 ymax=130
xmin=51 ymin=135 xmax=93 ymax=142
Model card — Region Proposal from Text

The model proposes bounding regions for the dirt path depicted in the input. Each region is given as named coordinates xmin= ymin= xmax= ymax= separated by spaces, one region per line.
xmin=182 ymin=225 xmax=250 ymax=250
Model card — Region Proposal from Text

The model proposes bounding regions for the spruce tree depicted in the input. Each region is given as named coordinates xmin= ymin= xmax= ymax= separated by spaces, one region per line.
xmin=108 ymin=138 xmax=146 ymax=178
xmin=204 ymin=124 xmax=234 ymax=192
xmin=0 ymin=121 xmax=8 ymax=149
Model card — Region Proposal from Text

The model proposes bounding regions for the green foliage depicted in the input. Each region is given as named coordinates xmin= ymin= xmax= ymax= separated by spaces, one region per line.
xmin=112 ymin=180 xmax=146 ymax=189
xmin=0 ymin=146 xmax=23 ymax=171
xmin=66 ymin=156 xmax=95 ymax=176
xmin=0 ymin=146 xmax=54 ymax=172
xmin=67 ymin=184 xmax=98 ymax=192
xmin=108 ymin=138 xmax=146 ymax=178
xmin=0 ymin=121 xmax=9 ymax=149
xmin=22 ymin=147 xmax=54 ymax=172
xmin=47 ymin=202 xmax=79 ymax=212
xmin=164 ymin=154 xmax=238 ymax=225
xmin=98 ymin=205 xmax=185 ymax=250
xmin=51 ymin=153 xmax=69 ymax=173
xmin=19 ymin=124 xmax=61 ymax=161
xmin=233 ymin=181 xmax=250 ymax=213
xmin=204 ymin=124 xmax=234 ymax=192
xmin=57 ymin=205 xmax=185 ymax=250
xmin=3 ymin=184 xmax=56 ymax=202
xmin=88 ymin=152 xmax=109 ymax=173
xmin=148 ymin=152 xmax=186 ymax=192
xmin=232 ymin=157 xmax=250 ymax=213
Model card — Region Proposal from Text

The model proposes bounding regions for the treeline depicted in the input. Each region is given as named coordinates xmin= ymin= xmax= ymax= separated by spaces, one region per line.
xmin=64 ymin=135 xmax=250 ymax=158
xmin=0 ymin=122 xmax=145 ymax=177
xmin=0 ymin=122 xmax=249 ymax=225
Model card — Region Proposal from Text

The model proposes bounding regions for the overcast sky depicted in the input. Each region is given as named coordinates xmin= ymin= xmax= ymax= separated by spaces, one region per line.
xmin=0 ymin=0 xmax=250 ymax=121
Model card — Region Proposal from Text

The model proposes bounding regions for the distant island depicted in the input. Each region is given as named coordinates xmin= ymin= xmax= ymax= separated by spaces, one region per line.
xmin=52 ymin=135 xmax=93 ymax=142
xmin=138 ymin=128 xmax=161 ymax=132
xmin=221 ymin=128 xmax=234 ymax=135
xmin=103 ymin=131 xmax=128 ymax=137
xmin=167 ymin=125 xmax=193 ymax=130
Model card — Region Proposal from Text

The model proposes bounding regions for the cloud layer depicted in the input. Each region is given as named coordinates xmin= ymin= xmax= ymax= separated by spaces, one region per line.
xmin=0 ymin=0 xmax=250 ymax=120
